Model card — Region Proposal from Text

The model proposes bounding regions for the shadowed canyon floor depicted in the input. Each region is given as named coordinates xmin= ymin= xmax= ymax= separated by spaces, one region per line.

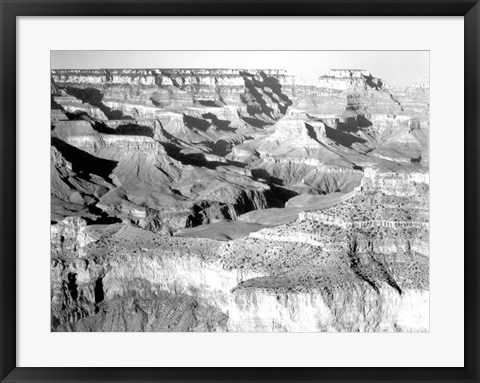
xmin=51 ymin=68 xmax=429 ymax=332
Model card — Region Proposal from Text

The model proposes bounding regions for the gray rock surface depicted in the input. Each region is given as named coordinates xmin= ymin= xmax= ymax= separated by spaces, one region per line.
xmin=51 ymin=68 xmax=429 ymax=332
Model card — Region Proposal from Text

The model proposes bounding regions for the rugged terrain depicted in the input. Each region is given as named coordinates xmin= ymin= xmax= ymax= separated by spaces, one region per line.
xmin=51 ymin=68 xmax=429 ymax=332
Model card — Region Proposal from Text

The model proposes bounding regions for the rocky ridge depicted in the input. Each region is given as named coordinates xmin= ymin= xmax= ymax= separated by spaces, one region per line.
xmin=51 ymin=67 xmax=429 ymax=332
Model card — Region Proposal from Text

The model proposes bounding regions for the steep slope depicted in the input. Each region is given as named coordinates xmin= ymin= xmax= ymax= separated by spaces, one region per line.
xmin=51 ymin=66 xmax=429 ymax=332
xmin=52 ymin=175 xmax=429 ymax=332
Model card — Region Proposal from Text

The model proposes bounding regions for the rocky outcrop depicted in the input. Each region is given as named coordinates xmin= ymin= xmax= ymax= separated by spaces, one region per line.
xmin=51 ymin=219 xmax=428 ymax=332
xmin=51 ymin=66 xmax=429 ymax=332
xmin=358 ymin=167 xmax=429 ymax=196
xmin=51 ymin=253 xmax=228 ymax=332
xmin=51 ymin=217 xmax=96 ymax=257
xmin=316 ymin=69 xmax=391 ymax=91
xmin=51 ymin=69 xmax=292 ymax=122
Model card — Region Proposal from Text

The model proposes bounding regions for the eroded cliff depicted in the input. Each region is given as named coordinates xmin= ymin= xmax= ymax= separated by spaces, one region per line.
xmin=51 ymin=67 xmax=429 ymax=332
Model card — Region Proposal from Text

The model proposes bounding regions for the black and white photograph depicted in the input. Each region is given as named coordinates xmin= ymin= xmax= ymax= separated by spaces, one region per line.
xmin=50 ymin=50 xmax=429 ymax=333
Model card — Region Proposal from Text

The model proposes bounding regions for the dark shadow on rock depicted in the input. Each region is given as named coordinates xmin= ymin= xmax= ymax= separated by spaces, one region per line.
xmin=198 ymin=100 xmax=222 ymax=107
xmin=347 ymin=239 xmax=380 ymax=294
xmin=333 ymin=109 xmax=372 ymax=133
xmin=94 ymin=277 xmax=105 ymax=305
xmin=265 ymin=185 xmax=299 ymax=208
xmin=150 ymin=97 xmax=163 ymax=107
xmin=52 ymin=137 xmax=118 ymax=180
xmin=325 ymin=126 xmax=367 ymax=149
xmin=305 ymin=123 xmax=323 ymax=144
xmin=51 ymin=95 xmax=66 ymax=111
xmin=160 ymin=141 xmax=245 ymax=170
xmin=240 ymin=71 xmax=293 ymax=119
xmin=202 ymin=113 xmax=236 ymax=133
xmin=115 ymin=124 xmax=154 ymax=137
xmin=84 ymin=205 xmax=122 ymax=225
xmin=259 ymin=71 xmax=293 ymax=110
xmin=64 ymin=111 xmax=91 ymax=121
xmin=184 ymin=114 xmax=210 ymax=132
xmin=157 ymin=127 xmax=178 ymax=144
xmin=211 ymin=139 xmax=231 ymax=157
xmin=186 ymin=201 xmax=233 ymax=228
xmin=92 ymin=121 xmax=154 ymax=138
xmin=337 ymin=116 xmax=372 ymax=133
xmin=356 ymin=115 xmax=373 ymax=128
xmin=410 ymin=155 xmax=422 ymax=163
xmin=338 ymin=117 xmax=359 ymax=132
xmin=362 ymin=74 xmax=383 ymax=90
xmin=160 ymin=142 xmax=216 ymax=168
xmin=66 ymin=273 xmax=78 ymax=301
xmin=369 ymin=252 xmax=402 ymax=295
xmin=251 ymin=168 xmax=285 ymax=186
xmin=62 ymin=110 xmax=154 ymax=138
xmin=65 ymin=86 xmax=134 ymax=120
xmin=241 ymin=116 xmax=271 ymax=129
xmin=241 ymin=75 xmax=275 ymax=118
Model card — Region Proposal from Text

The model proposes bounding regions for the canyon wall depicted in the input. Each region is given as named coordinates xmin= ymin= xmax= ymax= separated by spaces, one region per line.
xmin=51 ymin=66 xmax=429 ymax=332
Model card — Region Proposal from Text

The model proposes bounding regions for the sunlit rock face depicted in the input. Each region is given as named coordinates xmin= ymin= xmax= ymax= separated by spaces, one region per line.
xmin=51 ymin=66 xmax=429 ymax=332
xmin=51 ymin=208 xmax=428 ymax=332
xmin=50 ymin=217 xmax=96 ymax=257
xmin=359 ymin=167 xmax=429 ymax=196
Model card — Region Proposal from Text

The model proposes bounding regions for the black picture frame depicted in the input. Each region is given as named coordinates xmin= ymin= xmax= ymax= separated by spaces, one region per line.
xmin=1 ymin=1 xmax=478 ymax=382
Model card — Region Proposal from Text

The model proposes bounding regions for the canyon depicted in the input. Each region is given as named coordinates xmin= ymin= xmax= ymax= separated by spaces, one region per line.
xmin=51 ymin=68 xmax=429 ymax=332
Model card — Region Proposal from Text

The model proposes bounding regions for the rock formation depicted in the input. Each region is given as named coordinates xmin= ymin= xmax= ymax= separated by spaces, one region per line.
xmin=51 ymin=67 xmax=429 ymax=332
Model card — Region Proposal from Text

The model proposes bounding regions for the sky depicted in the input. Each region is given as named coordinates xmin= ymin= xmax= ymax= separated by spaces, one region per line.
xmin=51 ymin=51 xmax=428 ymax=87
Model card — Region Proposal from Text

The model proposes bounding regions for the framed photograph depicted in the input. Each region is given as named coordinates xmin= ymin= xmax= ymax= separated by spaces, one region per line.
xmin=1 ymin=0 xmax=478 ymax=382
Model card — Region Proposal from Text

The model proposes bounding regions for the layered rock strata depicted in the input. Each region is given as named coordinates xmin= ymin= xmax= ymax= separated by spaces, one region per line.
xmin=51 ymin=67 xmax=429 ymax=332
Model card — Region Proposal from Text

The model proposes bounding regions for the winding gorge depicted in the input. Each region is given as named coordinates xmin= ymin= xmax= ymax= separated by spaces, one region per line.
xmin=51 ymin=68 xmax=429 ymax=332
